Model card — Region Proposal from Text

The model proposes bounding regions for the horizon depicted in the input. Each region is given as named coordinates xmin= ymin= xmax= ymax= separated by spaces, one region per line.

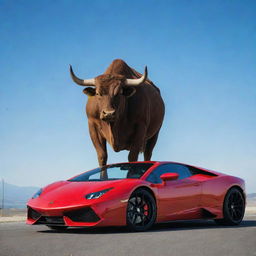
xmin=0 ymin=1 xmax=255 ymax=193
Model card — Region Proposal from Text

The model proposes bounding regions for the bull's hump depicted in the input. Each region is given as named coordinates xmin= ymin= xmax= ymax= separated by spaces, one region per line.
xmin=110 ymin=59 xmax=128 ymax=68
xmin=104 ymin=59 xmax=133 ymax=77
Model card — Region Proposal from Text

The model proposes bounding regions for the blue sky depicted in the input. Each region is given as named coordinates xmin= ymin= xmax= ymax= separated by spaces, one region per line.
xmin=0 ymin=0 xmax=255 ymax=192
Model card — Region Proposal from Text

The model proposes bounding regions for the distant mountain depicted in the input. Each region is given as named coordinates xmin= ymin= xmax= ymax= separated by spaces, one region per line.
xmin=0 ymin=182 xmax=40 ymax=209
xmin=247 ymin=193 xmax=256 ymax=199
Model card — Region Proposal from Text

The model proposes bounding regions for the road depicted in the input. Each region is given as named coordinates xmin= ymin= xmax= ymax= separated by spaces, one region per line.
xmin=1 ymin=216 xmax=256 ymax=256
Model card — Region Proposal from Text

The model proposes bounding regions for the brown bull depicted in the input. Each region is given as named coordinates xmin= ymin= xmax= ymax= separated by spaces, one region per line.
xmin=70 ymin=59 xmax=165 ymax=166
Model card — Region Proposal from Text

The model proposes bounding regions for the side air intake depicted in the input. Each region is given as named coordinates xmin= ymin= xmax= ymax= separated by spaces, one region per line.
xmin=27 ymin=207 xmax=41 ymax=220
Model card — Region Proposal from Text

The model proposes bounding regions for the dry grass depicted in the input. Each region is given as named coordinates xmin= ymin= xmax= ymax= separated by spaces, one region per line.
xmin=0 ymin=216 xmax=26 ymax=223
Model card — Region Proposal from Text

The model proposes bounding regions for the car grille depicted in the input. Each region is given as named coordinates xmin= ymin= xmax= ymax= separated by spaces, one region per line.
xmin=65 ymin=207 xmax=100 ymax=222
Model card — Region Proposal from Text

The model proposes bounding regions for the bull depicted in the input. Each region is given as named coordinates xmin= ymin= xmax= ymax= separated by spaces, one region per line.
xmin=70 ymin=59 xmax=165 ymax=167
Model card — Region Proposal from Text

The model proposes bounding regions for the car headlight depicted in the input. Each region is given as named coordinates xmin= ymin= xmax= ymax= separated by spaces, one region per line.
xmin=85 ymin=188 xmax=113 ymax=200
xmin=32 ymin=188 xmax=43 ymax=199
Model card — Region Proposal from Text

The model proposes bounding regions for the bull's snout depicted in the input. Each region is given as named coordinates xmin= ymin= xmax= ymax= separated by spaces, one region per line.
xmin=100 ymin=110 xmax=116 ymax=122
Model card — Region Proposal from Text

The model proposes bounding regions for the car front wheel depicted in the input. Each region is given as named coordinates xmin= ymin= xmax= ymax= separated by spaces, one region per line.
xmin=126 ymin=188 xmax=156 ymax=232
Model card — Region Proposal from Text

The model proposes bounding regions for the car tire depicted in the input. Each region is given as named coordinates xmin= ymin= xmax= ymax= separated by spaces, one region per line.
xmin=47 ymin=225 xmax=68 ymax=231
xmin=126 ymin=188 xmax=156 ymax=232
xmin=214 ymin=187 xmax=245 ymax=226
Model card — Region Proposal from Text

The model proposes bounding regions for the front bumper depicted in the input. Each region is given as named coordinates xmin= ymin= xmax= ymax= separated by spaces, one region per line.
xmin=27 ymin=198 xmax=127 ymax=227
xmin=27 ymin=206 xmax=101 ymax=227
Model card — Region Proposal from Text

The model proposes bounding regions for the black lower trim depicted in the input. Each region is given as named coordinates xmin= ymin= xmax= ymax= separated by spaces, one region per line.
xmin=37 ymin=216 xmax=65 ymax=225
xmin=201 ymin=208 xmax=217 ymax=219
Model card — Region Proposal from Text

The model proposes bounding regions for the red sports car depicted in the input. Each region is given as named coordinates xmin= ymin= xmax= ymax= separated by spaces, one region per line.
xmin=27 ymin=161 xmax=246 ymax=231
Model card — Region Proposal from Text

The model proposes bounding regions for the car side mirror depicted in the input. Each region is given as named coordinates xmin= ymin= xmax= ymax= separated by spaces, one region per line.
xmin=160 ymin=172 xmax=179 ymax=182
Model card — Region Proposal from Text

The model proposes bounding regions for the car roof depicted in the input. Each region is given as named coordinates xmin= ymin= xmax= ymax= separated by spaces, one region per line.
xmin=69 ymin=161 xmax=223 ymax=181
xmin=105 ymin=161 xmax=224 ymax=176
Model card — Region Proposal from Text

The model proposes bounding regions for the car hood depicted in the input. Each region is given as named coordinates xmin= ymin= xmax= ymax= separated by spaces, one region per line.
xmin=30 ymin=179 xmax=134 ymax=208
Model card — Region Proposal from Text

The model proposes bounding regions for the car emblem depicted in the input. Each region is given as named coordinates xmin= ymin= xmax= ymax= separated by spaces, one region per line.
xmin=49 ymin=201 xmax=54 ymax=204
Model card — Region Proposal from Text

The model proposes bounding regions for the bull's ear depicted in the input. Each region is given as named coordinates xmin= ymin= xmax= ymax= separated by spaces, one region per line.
xmin=123 ymin=87 xmax=136 ymax=98
xmin=83 ymin=87 xmax=96 ymax=96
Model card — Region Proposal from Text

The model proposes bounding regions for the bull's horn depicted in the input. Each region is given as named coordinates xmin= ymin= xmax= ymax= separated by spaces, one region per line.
xmin=69 ymin=65 xmax=95 ymax=86
xmin=125 ymin=66 xmax=148 ymax=86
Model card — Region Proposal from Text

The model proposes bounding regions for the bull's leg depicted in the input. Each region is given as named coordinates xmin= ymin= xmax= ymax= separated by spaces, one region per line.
xmin=88 ymin=121 xmax=107 ymax=167
xmin=128 ymin=151 xmax=139 ymax=162
xmin=128 ymin=126 xmax=147 ymax=162
xmin=144 ymin=131 xmax=159 ymax=161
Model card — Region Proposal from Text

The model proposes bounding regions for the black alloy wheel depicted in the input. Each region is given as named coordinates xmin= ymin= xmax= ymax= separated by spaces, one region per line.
xmin=215 ymin=187 xmax=245 ymax=225
xmin=47 ymin=225 xmax=68 ymax=231
xmin=126 ymin=189 xmax=156 ymax=232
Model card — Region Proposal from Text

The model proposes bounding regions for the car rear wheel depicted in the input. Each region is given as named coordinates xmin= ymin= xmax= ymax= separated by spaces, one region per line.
xmin=126 ymin=189 xmax=156 ymax=232
xmin=47 ymin=225 xmax=68 ymax=231
xmin=215 ymin=187 xmax=245 ymax=226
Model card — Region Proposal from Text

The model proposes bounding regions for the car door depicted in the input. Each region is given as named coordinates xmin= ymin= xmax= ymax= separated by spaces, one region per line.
xmin=147 ymin=163 xmax=202 ymax=222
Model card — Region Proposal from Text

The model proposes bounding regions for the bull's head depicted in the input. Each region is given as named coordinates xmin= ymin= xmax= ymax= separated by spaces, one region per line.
xmin=70 ymin=65 xmax=148 ymax=122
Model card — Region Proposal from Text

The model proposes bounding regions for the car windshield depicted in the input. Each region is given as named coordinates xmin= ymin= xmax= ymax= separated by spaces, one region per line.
xmin=68 ymin=163 xmax=153 ymax=182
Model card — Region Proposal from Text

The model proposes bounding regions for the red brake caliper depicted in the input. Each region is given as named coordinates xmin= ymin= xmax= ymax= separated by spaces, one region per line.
xmin=144 ymin=203 xmax=149 ymax=216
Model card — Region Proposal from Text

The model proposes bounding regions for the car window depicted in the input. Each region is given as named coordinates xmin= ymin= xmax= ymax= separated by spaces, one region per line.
xmin=146 ymin=163 xmax=192 ymax=184
xmin=69 ymin=163 xmax=153 ymax=182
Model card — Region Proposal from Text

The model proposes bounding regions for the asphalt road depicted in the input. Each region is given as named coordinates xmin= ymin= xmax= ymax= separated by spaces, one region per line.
xmin=1 ymin=216 xmax=256 ymax=256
